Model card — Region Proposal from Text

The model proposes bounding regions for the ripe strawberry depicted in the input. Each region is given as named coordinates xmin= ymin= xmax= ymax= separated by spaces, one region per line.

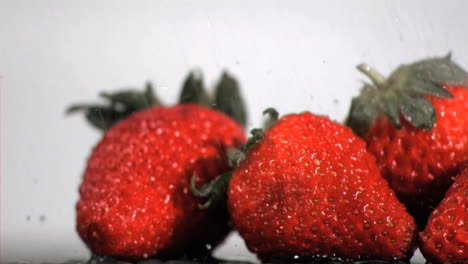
xmin=346 ymin=54 xmax=468 ymax=228
xmin=69 ymin=72 xmax=246 ymax=260
xmin=225 ymin=111 xmax=417 ymax=262
xmin=420 ymin=166 xmax=468 ymax=264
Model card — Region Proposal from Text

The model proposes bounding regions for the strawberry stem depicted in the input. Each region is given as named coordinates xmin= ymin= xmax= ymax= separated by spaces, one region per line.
xmin=357 ymin=63 xmax=386 ymax=88
xmin=263 ymin=108 xmax=279 ymax=129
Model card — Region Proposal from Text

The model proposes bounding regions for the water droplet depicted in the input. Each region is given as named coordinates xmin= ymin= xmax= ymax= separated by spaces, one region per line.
xmin=363 ymin=221 xmax=371 ymax=230
xmin=457 ymin=243 xmax=465 ymax=252
xmin=39 ymin=214 xmax=46 ymax=223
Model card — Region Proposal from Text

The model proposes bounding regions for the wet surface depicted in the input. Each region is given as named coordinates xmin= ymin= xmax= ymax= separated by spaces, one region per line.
xmin=265 ymin=259 xmax=411 ymax=264
xmin=84 ymin=255 xmax=252 ymax=264
xmin=4 ymin=255 xmax=414 ymax=264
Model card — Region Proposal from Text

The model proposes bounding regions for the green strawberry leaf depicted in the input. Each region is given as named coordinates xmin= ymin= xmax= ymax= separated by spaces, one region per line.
xmin=346 ymin=54 xmax=468 ymax=137
xmin=214 ymin=72 xmax=247 ymax=128
xmin=179 ymin=71 xmax=211 ymax=107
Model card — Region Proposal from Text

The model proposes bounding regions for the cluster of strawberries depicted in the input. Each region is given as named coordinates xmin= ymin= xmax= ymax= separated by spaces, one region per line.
xmin=70 ymin=55 xmax=467 ymax=264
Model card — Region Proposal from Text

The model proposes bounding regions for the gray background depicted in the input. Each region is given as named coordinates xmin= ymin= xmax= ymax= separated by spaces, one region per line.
xmin=1 ymin=0 xmax=467 ymax=263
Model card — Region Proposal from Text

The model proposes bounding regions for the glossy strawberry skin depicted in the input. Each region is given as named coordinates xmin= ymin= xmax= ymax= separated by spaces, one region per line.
xmin=228 ymin=112 xmax=417 ymax=261
xmin=364 ymin=86 xmax=468 ymax=227
xmin=420 ymin=166 xmax=468 ymax=264
xmin=76 ymin=104 xmax=245 ymax=260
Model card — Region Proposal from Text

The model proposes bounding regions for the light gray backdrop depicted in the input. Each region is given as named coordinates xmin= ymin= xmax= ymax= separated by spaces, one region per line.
xmin=2 ymin=0 xmax=467 ymax=263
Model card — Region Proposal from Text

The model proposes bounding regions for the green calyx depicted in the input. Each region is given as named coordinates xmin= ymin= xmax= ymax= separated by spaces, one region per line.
xmin=213 ymin=73 xmax=248 ymax=128
xmin=191 ymin=108 xmax=279 ymax=209
xmin=67 ymin=70 xmax=247 ymax=131
xmin=346 ymin=53 xmax=468 ymax=137
xmin=191 ymin=171 xmax=234 ymax=210
xmin=180 ymin=71 xmax=211 ymax=106
xmin=179 ymin=71 xmax=247 ymax=128
xmin=190 ymin=129 xmax=265 ymax=209
xmin=67 ymin=82 xmax=160 ymax=130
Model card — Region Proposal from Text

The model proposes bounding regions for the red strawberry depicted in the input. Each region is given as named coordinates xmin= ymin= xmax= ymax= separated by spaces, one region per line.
xmin=70 ymin=72 xmax=246 ymax=260
xmin=225 ymin=111 xmax=417 ymax=262
xmin=346 ymin=54 xmax=468 ymax=228
xmin=420 ymin=166 xmax=468 ymax=264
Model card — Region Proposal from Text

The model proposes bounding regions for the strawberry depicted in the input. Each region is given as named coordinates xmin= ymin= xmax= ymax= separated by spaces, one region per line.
xmin=420 ymin=166 xmax=468 ymax=264
xmin=202 ymin=111 xmax=417 ymax=262
xmin=346 ymin=54 xmax=468 ymax=228
xmin=69 ymin=72 xmax=246 ymax=261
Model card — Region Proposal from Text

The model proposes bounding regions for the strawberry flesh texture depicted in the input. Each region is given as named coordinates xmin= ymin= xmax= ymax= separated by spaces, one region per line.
xmin=77 ymin=104 xmax=246 ymax=260
xmin=420 ymin=167 xmax=468 ymax=264
xmin=365 ymin=86 xmax=468 ymax=228
xmin=228 ymin=113 xmax=417 ymax=261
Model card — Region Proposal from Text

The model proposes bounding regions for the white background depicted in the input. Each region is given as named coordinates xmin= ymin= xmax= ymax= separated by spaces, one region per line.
xmin=1 ymin=0 xmax=467 ymax=263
